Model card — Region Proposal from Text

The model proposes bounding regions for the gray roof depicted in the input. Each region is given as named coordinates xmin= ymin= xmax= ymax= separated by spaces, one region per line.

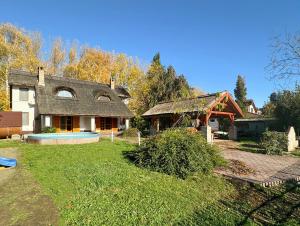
xmin=8 ymin=70 xmax=134 ymax=118
xmin=235 ymin=117 xmax=277 ymax=122
xmin=114 ymin=86 xmax=131 ymax=98
xmin=143 ymin=92 xmax=226 ymax=117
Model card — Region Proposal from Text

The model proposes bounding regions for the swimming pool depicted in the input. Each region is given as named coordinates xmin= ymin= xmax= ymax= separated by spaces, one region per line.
xmin=27 ymin=132 xmax=100 ymax=145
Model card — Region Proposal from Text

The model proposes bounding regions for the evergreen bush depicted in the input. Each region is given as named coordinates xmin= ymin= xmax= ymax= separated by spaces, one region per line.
xmin=122 ymin=128 xmax=139 ymax=137
xmin=42 ymin=127 xmax=57 ymax=133
xmin=130 ymin=128 xmax=224 ymax=179
xmin=260 ymin=131 xmax=288 ymax=155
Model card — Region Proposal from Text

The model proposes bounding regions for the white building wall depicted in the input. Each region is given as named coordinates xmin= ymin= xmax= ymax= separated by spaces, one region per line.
xmin=247 ymin=104 xmax=256 ymax=114
xmin=11 ymin=85 xmax=36 ymax=132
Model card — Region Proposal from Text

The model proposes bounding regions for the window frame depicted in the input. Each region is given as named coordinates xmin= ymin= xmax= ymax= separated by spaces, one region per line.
xmin=56 ymin=89 xmax=75 ymax=98
xmin=19 ymin=88 xmax=29 ymax=101
xmin=22 ymin=112 xmax=29 ymax=126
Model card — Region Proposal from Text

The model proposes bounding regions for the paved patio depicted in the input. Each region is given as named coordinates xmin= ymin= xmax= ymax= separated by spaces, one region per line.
xmin=215 ymin=140 xmax=300 ymax=186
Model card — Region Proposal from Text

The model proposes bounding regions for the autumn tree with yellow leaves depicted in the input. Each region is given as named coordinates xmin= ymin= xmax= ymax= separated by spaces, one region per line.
xmin=0 ymin=23 xmax=42 ymax=110
xmin=0 ymin=23 xmax=193 ymax=118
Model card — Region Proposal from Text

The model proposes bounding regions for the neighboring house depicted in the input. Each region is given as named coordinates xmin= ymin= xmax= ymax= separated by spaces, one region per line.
xmin=235 ymin=116 xmax=278 ymax=138
xmin=8 ymin=68 xmax=133 ymax=134
xmin=243 ymin=99 xmax=260 ymax=115
xmin=142 ymin=91 xmax=243 ymax=135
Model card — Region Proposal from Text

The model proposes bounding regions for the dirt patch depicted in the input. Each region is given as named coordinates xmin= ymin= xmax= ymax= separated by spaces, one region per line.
xmin=0 ymin=148 xmax=59 ymax=226
xmin=218 ymin=159 xmax=256 ymax=176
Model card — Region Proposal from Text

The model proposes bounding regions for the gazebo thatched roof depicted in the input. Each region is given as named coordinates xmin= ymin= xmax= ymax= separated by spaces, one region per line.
xmin=143 ymin=91 xmax=243 ymax=118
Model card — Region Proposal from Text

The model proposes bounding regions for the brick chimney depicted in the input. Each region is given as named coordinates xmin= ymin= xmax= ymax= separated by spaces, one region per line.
xmin=38 ymin=67 xmax=45 ymax=86
xmin=110 ymin=75 xmax=115 ymax=90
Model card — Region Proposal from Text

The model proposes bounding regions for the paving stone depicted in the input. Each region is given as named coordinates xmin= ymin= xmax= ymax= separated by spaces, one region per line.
xmin=214 ymin=140 xmax=300 ymax=186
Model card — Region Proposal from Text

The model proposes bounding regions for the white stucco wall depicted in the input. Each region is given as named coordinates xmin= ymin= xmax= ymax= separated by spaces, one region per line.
xmin=247 ymin=104 xmax=256 ymax=114
xmin=11 ymin=85 xmax=36 ymax=132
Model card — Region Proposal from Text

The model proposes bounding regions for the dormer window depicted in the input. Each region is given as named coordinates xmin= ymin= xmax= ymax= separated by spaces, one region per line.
xmin=97 ymin=95 xmax=111 ymax=102
xmin=55 ymin=88 xmax=76 ymax=98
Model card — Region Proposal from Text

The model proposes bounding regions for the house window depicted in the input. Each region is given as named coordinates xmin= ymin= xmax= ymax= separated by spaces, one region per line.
xmin=45 ymin=116 xmax=51 ymax=127
xmin=19 ymin=88 xmax=29 ymax=101
xmin=97 ymin=95 xmax=111 ymax=102
xmin=22 ymin=112 xmax=29 ymax=126
xmin=100 ymin=118 xmax=112 ymax=130
xmin=56 ymin=90 xmax=74 ymax=98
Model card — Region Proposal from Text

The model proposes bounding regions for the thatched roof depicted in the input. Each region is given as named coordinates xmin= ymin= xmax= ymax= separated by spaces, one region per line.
xmin=8 ymin=70 xmax=134 ymax=118
xmin=143 ymin=92 xmax=226 ymax=117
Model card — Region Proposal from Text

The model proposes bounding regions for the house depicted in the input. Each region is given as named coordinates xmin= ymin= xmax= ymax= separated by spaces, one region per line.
xmin=142 ymin=91 xmax=243 ymax=139
xmin=8 ymin=68 xmax=133 ymax=134
xmin=243 ymin=99 xmax=260 ymax=115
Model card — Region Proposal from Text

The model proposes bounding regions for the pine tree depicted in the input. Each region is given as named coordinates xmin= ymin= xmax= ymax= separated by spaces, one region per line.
xmin=234 ymin=75 xmax=247 ymax=110
xmin=146 ymin=53 xmax=191 ymax=109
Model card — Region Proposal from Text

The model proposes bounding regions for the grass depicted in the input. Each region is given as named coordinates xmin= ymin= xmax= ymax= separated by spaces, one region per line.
xmin=291 ymin=149 xmax=300 ymax=157
xmin=238 ymin=139 xmax=265 ymax=154
xmin=0 ymin=139 xmax=299 ymax=225
xmin=13 ymin=139 xmax=246 ymax=225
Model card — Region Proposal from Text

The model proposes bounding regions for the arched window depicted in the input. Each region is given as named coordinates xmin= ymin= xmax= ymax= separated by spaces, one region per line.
xmin=56 ymin=88 xmax=75 ymax=98
xmin=97 ymin=95 xmax=111 ymax=102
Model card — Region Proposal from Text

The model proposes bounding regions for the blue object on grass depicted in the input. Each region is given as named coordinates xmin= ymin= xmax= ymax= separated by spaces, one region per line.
xmin=0 ymin=157 xmax=17 ymax=167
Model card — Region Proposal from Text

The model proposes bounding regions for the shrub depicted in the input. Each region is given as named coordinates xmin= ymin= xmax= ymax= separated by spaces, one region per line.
xmin=260 ymin=131 xmax=288 ymax=155
xmin=130 ymin=128 xmax=224 ymax=179
xmin=122 ymin=128 xmax=139 ymax=137
xmin=130 ymin=116 xmax=149 ymax=133
xmin=42 ymin=127 xmax=56 ymax=133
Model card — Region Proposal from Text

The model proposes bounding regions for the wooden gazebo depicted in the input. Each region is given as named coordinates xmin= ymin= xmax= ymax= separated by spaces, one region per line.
xmin=143 ymin=91 xmax=243 ymax=133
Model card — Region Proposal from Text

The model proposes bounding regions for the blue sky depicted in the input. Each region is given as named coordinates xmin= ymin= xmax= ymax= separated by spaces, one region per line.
xmin=1 ymin=0 xmax=300 ymax=107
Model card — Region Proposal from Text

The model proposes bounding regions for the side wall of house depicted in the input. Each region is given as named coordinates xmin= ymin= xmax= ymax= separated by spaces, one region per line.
xmin=11 ymin=85 xmax=36 ymax=132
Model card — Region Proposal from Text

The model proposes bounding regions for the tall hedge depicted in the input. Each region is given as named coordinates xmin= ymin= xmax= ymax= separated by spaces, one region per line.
xmin=130 ymin=128 xmax=224 ymax=179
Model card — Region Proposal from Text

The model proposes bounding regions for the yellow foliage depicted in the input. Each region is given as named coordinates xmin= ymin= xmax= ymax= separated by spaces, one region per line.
xmin=63 ymin=47 xmax=148 ymax=115
xmin=0 ymin=23 xmax=42 ymax=110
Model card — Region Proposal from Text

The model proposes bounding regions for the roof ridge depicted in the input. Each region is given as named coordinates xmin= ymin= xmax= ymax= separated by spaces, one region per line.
xmin=9 ymin=69 xmax=128 ymax=89
xmin=156 ymin=91 xmax=225 ymax=105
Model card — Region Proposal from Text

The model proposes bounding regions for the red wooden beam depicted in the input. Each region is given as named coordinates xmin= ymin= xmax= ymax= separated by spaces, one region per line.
xmin=210 ymin=111 xmax=234 ymax=116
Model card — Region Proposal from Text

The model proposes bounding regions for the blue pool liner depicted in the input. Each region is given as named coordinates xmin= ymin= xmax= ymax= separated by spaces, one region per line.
xmin=28 ymin=132 xmax=100 ymax=140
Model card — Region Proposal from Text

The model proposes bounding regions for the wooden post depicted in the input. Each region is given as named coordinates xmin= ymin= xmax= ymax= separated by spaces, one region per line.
xmin=156 ymin=118 xmax=160 ymax=132
xmin=138 ymin=131 xmax=141 ymax=146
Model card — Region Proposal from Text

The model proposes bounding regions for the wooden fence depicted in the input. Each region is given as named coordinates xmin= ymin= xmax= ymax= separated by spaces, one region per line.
xmin=0 ymin=112 xmax=22 ymax=138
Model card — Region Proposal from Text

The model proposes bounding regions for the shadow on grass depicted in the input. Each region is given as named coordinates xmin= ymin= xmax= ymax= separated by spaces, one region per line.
xmin=238 ymin=143 xmax=265 ymax=154
xmin=176 ymin=179 xmax=300 ymax=225
xmin=122 ymin=150 xmax=138 ymax=164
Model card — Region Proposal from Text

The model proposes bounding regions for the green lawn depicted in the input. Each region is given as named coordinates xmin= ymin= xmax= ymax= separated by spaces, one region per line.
xmin=238 ymin=139 xmax=265 ymax=154
xmin=0 ymin=139 xmax=299 ymax=225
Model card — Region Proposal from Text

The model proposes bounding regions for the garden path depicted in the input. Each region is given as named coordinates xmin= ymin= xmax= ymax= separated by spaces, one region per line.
xmin=215 ymin=140 xmax=300 ymax=186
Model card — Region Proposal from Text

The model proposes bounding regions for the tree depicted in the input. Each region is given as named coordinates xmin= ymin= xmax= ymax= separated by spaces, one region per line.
xmin=48 ymin=38 xmax=65 ymax=75
xmin=146 ymin=53 xmax=191 ymax=109
xmin=263 ymin=86 xmax=300 ymax=133
xmin=273 ymin=86 xmax=300 ymax=132
xmin=268 ymin=32 xmax=300 ymax=80
xmin=234 ymin=75 xmax=247 ymax=110
xmin=0 ymin=23 xmax=42 ymax=110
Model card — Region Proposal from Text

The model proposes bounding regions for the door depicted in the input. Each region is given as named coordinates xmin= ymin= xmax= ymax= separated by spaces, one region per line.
xmin=60 ymin=116 xmax=73 ymax=132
